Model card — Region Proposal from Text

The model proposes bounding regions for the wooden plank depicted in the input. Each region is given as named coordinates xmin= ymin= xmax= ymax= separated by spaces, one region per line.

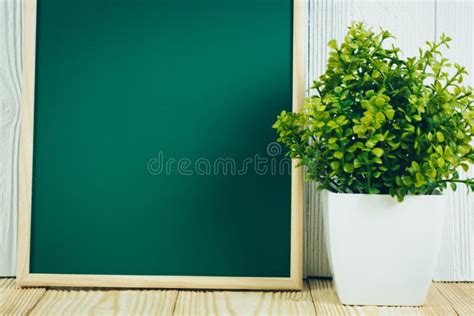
xmin=1 ymin=278 xmax=472 ymax=315
xmin=19 ymin=274 xmax=302 ymax=291
xmin=377 ymin=284 xmax=457 ymax=316
xmin=16 ymin=0 xmax=36 ymax=283
xmin=0 ymin=0 xmax=22 ymax=277
xmin=0 ymin=278 xmax=46 ymax=315
xmin=434 ymin=283 xmax=474 ymax=315
xmin=433 ymin=0 xmax=474 ymax=281
xmin=173 ymin=281 xmax=315 ymax=315
xmin=289 ymin=0 xmax=307 ymax=291
xmin=308 ymin=278 xmax=359 ymax=315
xmin=308 ymin=279 xmax=456 ymax=315
xmin=0 ymin=278 xmax=16 ymax=289
xmin=30 ymin=289 xmax=178 ymax=315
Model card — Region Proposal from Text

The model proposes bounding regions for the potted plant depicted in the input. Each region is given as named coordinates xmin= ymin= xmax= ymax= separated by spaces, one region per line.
xmin=274 ymin=23 xmax=474 ymax=306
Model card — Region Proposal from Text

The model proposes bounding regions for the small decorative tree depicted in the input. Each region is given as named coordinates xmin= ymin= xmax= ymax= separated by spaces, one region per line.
xmin=274 ymin=23 xmax=474 ymax=201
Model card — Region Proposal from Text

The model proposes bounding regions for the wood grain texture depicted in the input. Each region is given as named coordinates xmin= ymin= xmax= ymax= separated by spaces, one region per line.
xmin=0 ymin=0 xmax=22 ymax=277
xmin=1 ymin=278 xmax=472 ymax=315
xmin=0 ymin=278 xmax=16 ymax=289
xmin=435 ymin=283 xmax=474 ymax=315
xmin=290 ymin=0 xmax=307 ymax=290
xmin=30 ymin=289 xmax=178 ymax=316
xmin=173 ymin=281 xmax=316 ymax=315
xmin=304 ymin=0 xmax=473 ymax=281
xmin=304 ymin=0 xmax=351 ymax=278
xmin=0 ymin=278 xmax=45 ymax=315
xmin=18 ymin=274 xmax=303 ymax=291
xmin=308 ymin=279 xmax=457 ymax=315
xmin=16 ymin=0 xmax=36 ymax=282
xmin=432 ymin=0 xmax=474 ymax=281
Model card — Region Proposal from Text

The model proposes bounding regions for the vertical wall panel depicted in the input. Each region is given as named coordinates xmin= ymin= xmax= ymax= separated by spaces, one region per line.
xmin=304 ymin=0 xmax=353 ymax=278
xmin=0 ymin=0 xmax=22 ymax=276
xmin=433 ymin=0 xmax=473 ymax=281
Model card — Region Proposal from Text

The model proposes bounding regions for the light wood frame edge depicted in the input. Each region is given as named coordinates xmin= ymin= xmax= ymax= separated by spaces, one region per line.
xmin=17 ymin=0 xmax=306 ymax=290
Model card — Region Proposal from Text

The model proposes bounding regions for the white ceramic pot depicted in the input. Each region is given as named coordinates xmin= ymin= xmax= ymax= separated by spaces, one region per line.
xmin=322 ymin=190 xmax=445 ymax=306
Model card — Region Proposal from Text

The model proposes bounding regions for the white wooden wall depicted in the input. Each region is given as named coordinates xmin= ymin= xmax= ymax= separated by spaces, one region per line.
xmin=0 ymin=0 xmax=21 ymax=277
xmin=304 ymin=0 xmax=473 ymax=281
xmin=0 ymin=0 xmax=472 ymax=280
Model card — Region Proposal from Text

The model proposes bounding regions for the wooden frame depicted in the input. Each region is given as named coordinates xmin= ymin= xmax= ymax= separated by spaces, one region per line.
xmin=17 ymin=0 xmax=306 ymax=290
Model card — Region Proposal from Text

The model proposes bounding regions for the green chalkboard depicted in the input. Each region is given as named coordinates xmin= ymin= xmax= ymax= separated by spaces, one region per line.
xmin=22 ymin=0 xmax=303 ymax=289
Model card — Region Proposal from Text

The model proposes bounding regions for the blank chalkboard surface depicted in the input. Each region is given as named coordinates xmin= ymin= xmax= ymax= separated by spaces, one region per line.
xmin=18 ymin=0 xmax=304 ymax=289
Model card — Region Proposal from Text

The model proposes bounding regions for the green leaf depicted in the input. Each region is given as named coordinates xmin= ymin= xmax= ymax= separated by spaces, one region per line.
xmin=354 ymin=159 xmax=362 ymax=168
xmin=327 ymin=121 xmax=337 ymax=128
xmin=415 ymin=173 xmax=426 ymax=186
xmin=372 ymin=148 xmax=384 ymax=158
xmin=375 ymin=112 xmax=385 ymax=121
xmin=328 ymin=39 xmax=338 ymax=50
xmin=341 ymin=54 xmax=351 ymax=62
xmin=330 ymin=161 xmax=340 ymax=170
xmin=385 ymin=109 xmax=395 ymax=120
xmin=368 ymin=187 xmax=380 ymax=194
xmin=437 ymin=158 xmax=445 ymax=168
xmin=375 ymin=97 xmax=385 ymax=106
xmin=334 ymin=151 xmax=344 ymax=159
xmin=436 ymin=132 xmax=445 ymax=142
xmin=343 ymin=163 xmax=354 ymax=173
xmin=427 ymin=169 xmax=437 ymax=179
xmin=343 ymin=74 xmax=355 ymax=81
xmin=347 ymin=145 xmax=357 ymax=153
xmin=402 ymin=176 xmax=413 ymax=186
xmin=411 ymin=161 xmax=421 ymax=172
xmin=366 ymin=140 xmax=376 ymax=148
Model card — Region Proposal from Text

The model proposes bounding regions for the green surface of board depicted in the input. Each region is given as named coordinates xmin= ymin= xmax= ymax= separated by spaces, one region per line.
xmin=31 ymin=0 xmax=293 ymax=277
